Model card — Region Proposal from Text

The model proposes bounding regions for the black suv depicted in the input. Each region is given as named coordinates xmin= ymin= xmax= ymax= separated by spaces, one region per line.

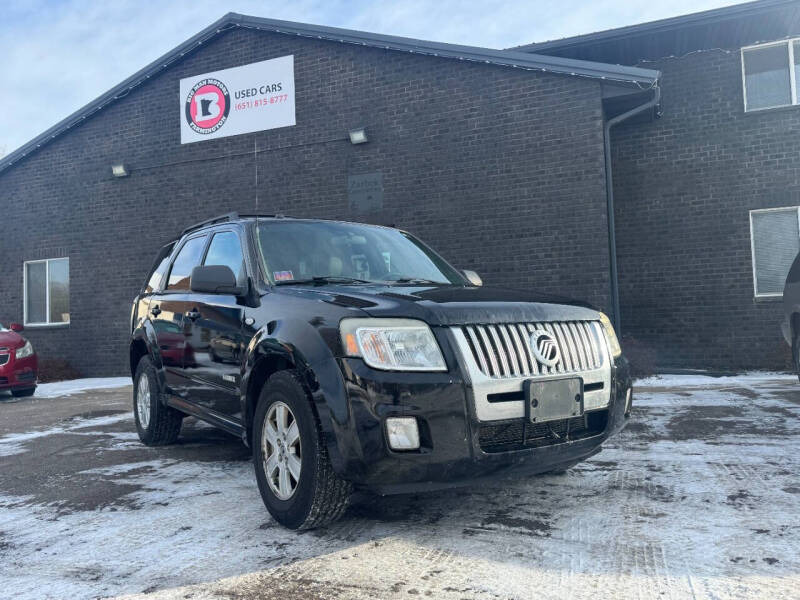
xmin=130 ymin=214 xmax=632 ymax=529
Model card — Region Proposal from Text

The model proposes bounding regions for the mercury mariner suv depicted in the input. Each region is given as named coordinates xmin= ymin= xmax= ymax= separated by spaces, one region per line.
xmin=129 ymin=214 xmax=632 ymax=529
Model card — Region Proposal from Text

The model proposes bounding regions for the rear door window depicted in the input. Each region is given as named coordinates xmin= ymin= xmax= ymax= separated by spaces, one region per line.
xmin=203 ymin=231 xmax=245 ymax=282
xmin=143 ymin=243 xmax=175 ymax=293
xmin=166 ymin=235 xmax=208 ymax=290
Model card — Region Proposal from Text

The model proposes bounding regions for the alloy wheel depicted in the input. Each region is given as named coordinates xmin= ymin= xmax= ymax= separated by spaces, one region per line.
xmin=136 ymin=375 xmax=151 ymax=429
xmin=262 ymin=401 xmax=302 ymax=500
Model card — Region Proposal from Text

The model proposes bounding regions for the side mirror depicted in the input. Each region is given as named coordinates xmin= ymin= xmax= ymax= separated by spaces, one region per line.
xmin=462 ymin=270 xmax=483 ymax=287
xmin=190 ymin=265 xmax=244 ymax=296
xmin=9 ymin=323 xmax=24 ymax=332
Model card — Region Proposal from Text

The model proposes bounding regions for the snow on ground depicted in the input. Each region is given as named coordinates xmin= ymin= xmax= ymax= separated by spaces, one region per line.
xmin=0 ymin=374 xmax=798 ymax=599
xmin=635 ymin=372 xmax=797 ymax=387
xmin=0 ymin=413 xmax=132 ymax=457
xmin=33 ymin=377 xmax=132 ymax=398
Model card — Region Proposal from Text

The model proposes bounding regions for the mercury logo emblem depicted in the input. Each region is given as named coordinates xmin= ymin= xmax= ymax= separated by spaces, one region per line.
xmin=530 ymin=330 xmax=560 ymax=367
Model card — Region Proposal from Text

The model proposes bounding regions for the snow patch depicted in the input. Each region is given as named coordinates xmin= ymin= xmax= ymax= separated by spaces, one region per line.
xmin=34 ymin=377 xmax=132 ymax=398
xmin=634 ymin=371 xmax=796 ymax=388
xmin=0 ymin=412 xmax=132 ymax=457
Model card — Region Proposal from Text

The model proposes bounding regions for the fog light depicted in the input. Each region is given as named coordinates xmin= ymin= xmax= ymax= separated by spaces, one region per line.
xmin=625 ymin=389 xmax=633 ymax=417
xmin=386 ymin=417 xmax=420 ymax=450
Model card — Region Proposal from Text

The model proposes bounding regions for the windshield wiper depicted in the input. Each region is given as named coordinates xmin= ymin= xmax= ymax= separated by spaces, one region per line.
xmin=386 ymin=277 xmax=441 ymax=284
xmin=274 ymin=276 xmax=372 ymax=286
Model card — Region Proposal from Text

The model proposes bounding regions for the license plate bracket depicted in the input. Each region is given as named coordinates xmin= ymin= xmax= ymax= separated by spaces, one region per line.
xmin=524 ymin=377 xmax=584 ymax=423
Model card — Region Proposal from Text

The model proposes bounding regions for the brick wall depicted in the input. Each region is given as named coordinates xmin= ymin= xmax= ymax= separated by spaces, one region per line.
xmin=612 ymin=47 xmax=800 ymax=370
xmin=0 ymin=27 xmax=611 ymax=376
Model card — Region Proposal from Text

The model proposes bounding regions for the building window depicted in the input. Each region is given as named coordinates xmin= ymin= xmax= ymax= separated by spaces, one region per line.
xmin=750 ymin=208 xmax=800 ymax=298
xmin=741 ymin=40 xmax=799 ymax=111
xmin=24 ymin=258 xmax=70 ymax=325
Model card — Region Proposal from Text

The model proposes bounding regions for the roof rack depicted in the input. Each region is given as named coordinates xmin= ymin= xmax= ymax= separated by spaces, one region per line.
xmin=180 ymin=212 xmax=240 ymax=236
xmin=180 ymin=213 xmax=296 ymax=236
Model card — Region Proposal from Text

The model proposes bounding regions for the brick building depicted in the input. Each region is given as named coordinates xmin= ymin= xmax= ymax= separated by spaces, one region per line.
xmin=520 ymin=0 xmax=800 ymax=369
xmin=1 ymin=1 xmax=798 ymax=376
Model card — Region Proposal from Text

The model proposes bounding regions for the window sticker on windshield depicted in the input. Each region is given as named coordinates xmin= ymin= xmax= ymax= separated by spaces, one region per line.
xmin=382 ymin=251 xmax=391 ymax=271
xmin=351 ymin=254 xmax=370 ymax=280
xmin=274 ymin=270 xmax=294 ymax=281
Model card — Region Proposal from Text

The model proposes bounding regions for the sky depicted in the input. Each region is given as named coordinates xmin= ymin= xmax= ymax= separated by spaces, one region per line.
xmin=0 ymin=0 xmax=743 ymax=156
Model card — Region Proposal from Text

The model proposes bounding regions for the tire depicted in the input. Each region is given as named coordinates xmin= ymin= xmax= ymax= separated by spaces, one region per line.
xmin=253 ymin=370 xmax=352 ymax=530
xmin=133 ymin=356 xmax=183 ymax=446
xmin=11 ymin=387 xmax=35 ymax=398
xmin=794 ymin=331 xmax=800 ymax=383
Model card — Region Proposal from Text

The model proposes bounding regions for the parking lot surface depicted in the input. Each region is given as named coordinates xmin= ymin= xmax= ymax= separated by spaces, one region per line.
xmin=0 ymin=373 xmax=798 ymax=599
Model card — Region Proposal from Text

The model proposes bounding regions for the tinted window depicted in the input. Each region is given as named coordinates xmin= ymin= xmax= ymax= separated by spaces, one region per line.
xmin=167 ymin=236 xmax=207 ymax=290
xmin=203 ymin=231 xmax=244 ymax=281
xmin=144 ymin=243 xmax=175 ymax=293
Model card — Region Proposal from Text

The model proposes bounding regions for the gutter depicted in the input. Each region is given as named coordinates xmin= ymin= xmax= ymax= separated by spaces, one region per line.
xmin=603 ymin=84 xmax=661 ymax=333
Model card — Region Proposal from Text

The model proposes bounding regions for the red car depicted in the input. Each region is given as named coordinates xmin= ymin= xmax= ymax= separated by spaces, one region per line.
xmin=0 ymin=322 xmax=38 ymax=397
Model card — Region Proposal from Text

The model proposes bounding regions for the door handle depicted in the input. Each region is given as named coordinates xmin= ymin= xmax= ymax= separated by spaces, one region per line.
xmin=150 ymin=305 xmax=161 ymax=317
xmin=185 ymin=310 xmax=201 ymax=321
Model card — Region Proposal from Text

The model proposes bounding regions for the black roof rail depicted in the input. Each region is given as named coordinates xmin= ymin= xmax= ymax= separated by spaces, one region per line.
xmin=180 ymin=212 xmax=240 ymax=236
xmin=237 ymin=213 xmax=295 ymax=220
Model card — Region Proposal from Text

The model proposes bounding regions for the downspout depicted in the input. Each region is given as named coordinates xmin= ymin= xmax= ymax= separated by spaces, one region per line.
xmin=603 ymin=84 xmax=661 ymax=333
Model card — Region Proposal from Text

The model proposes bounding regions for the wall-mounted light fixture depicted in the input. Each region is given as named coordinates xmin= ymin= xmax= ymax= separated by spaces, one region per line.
xmin=111 ymin=164 xmax=128 ymax=177
xmin=349 ymin=127 xmax=368 ymax=145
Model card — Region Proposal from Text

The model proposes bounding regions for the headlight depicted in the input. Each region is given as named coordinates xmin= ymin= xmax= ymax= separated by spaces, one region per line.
xmin=340 ymin=318 xmax=447 ymax=371
xmin=598 ymin=312 xmax=622 ymax=358
xmin=16 ymin=340 xmax=34 ymax=359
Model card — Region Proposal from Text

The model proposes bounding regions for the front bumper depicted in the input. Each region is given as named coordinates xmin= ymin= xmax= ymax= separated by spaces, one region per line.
xmin=0 ymin=352 xmax=38 ymax=391
xmin=333 ymin=353 xmax=632 ymax=494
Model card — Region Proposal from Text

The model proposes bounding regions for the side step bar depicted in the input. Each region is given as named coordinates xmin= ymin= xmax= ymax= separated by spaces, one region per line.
xmin=166 ymin=396 xmax=245 ymax=437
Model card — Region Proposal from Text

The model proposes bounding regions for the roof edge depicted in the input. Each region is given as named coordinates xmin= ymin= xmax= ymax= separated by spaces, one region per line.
xmin=0 ymin=13 xmax=659 ymax=175
xmin=512 ymin=0 xmax=796 ymax=53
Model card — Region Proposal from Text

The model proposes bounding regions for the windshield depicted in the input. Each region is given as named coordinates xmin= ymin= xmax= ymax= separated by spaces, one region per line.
xmin=256 ymin=221 xmax=465 ymax=285
xmin=0 ymin=322 xmax=6 ymax=331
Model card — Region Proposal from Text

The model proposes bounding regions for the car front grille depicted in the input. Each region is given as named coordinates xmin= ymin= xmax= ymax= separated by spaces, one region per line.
xmin=461 ymin=321 xmax=604 ymax=378
xmin=478 ymin=410 xmax=608 ymax=453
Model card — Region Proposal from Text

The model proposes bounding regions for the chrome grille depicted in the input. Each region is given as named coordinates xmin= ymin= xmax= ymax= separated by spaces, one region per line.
xmin=461 ymin=321 xmax=604 ymax=378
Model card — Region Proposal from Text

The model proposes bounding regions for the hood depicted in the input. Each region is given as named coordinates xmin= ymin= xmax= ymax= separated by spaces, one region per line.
xmin=0 ymin=330 xmax=26 ymax=350
xmin=276 ymin=284 xmax=600 ymax=325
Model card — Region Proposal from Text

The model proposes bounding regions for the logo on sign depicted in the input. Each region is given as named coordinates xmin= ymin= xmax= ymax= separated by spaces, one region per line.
xmin=185 ymin=78 xmax=231 ymax=134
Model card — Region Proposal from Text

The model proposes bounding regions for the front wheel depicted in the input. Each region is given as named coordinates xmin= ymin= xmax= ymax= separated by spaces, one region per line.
xmin=133 ymin=356 xmax=183 ymax=445
xmin=253 ymin=370 xmax=352 ymax=530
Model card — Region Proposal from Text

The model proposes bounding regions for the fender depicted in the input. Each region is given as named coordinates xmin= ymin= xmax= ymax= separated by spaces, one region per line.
xmin=240 ymin=317 xmax=354 ymax=473
xmin=130 ymin=317 xmax=170 ymax=400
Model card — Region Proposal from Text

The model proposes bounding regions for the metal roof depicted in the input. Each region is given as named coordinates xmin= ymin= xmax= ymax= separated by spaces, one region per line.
xmin=513 ymin=0 xmax=799 ymax=55
xmin=0 ymin=13 xmax=659 ymax=176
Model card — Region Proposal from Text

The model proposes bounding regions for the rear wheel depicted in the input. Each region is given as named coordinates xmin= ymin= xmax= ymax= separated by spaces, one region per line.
xmin=11 ymin=387 xmax=35 ymax=398
xmin=253 ymin=370 xmax=352 ymax=530
xmin=133 ymin=356 xmax=183 ymax=445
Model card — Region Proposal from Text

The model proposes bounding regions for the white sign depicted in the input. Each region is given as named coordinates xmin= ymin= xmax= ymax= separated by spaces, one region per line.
xmin=179 ymin=55 xmax=296 ymax=144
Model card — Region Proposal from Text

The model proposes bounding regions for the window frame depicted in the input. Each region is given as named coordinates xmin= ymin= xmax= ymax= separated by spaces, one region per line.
xmin=741 ymin=38 xmax=799 ymax=112
xmin=203 ymin=229 xmax=246 ymax=284
xmin=163 ymin=233 xmax=210 ymax=293
xmin=23 ymin=257 xmax=70 ymax=327
xmin=749 ymin=206 xmax=800 ymax=299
